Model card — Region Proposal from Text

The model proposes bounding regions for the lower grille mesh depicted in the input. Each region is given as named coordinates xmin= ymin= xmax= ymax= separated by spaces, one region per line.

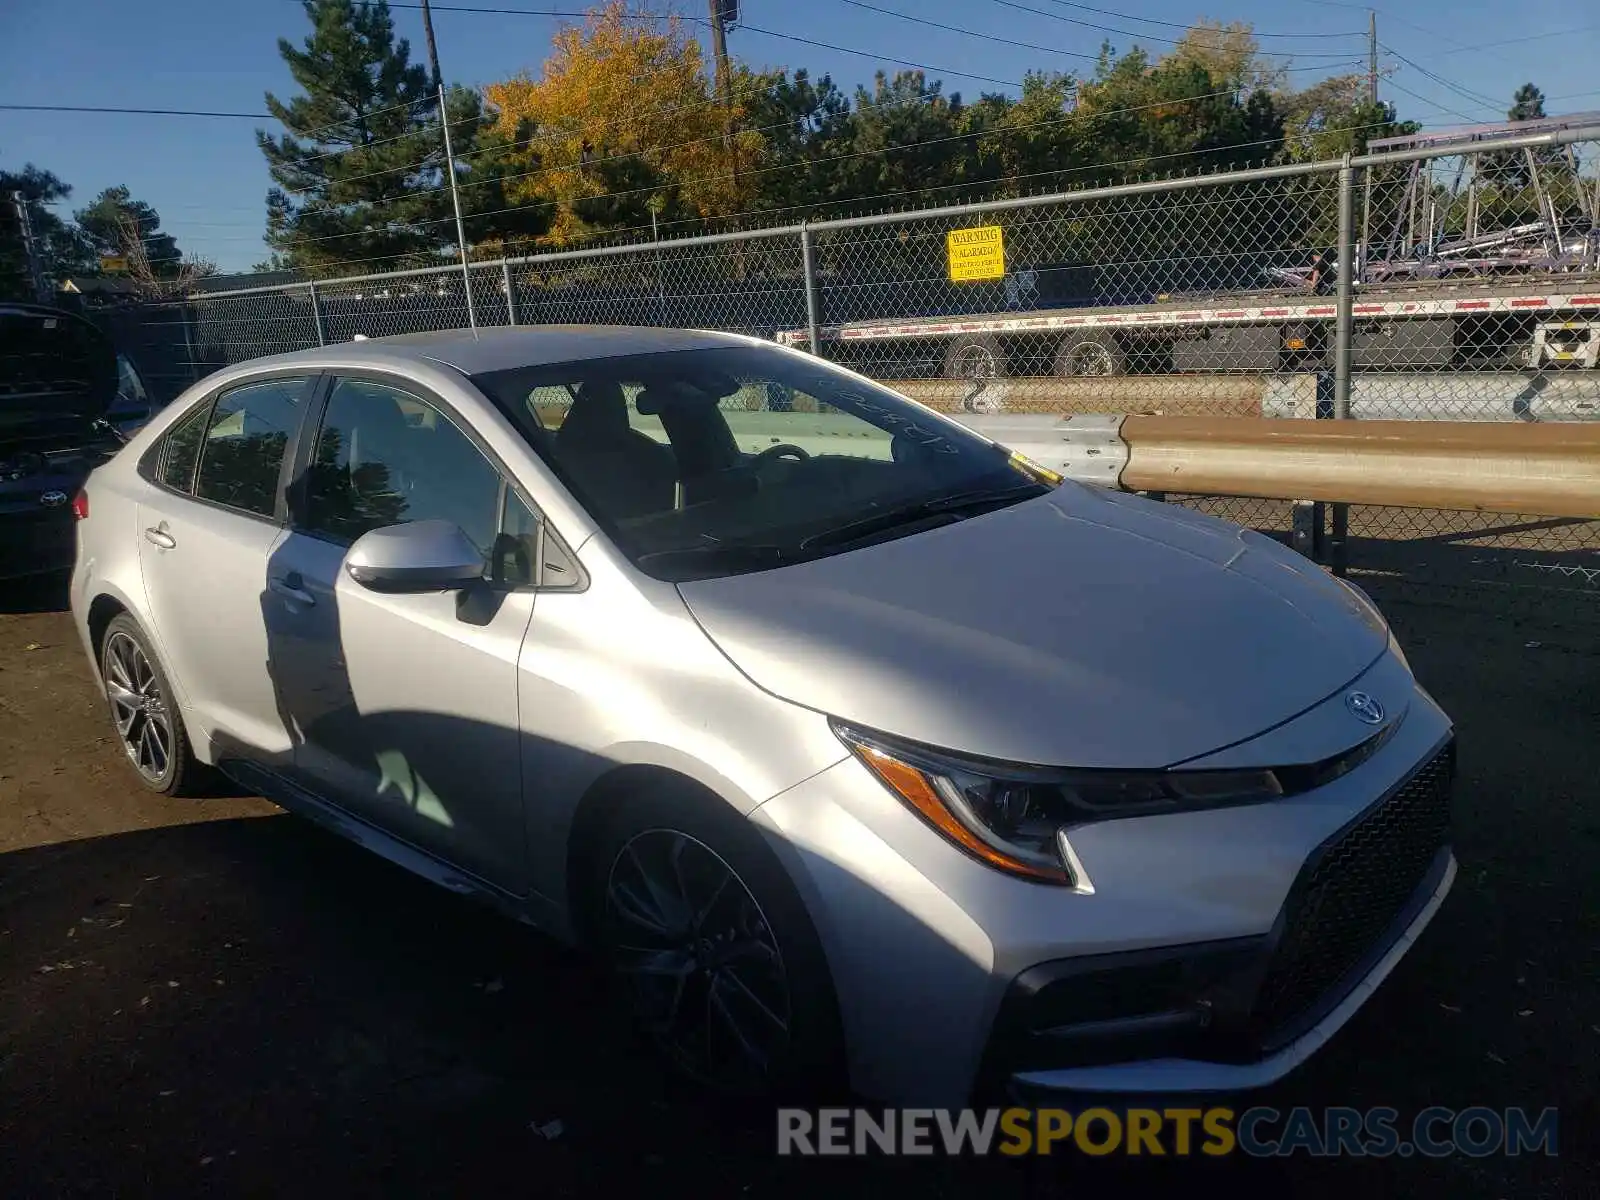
xmin=1253 ymin=739 xmax=1455 ymax=1034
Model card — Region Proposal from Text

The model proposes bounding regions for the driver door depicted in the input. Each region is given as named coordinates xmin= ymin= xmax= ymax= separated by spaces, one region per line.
xmin=264 ymin=375 xmax=539 ymax=893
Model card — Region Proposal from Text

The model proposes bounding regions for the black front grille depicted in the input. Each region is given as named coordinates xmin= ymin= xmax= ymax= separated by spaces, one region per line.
xmin=1252 ymin=739 xmax=1455 ymax=1037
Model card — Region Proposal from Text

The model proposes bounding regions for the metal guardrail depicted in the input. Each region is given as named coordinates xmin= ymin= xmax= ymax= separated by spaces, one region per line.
xmin=885 ymin=373 xmax=1600 ymax=423
xmin=941 ymin=411 xmax=1600 ymax=518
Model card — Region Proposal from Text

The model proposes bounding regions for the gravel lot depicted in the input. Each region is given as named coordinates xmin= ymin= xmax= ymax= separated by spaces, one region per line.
xmin=2 ymin=571 xmax=1596 ymax=1198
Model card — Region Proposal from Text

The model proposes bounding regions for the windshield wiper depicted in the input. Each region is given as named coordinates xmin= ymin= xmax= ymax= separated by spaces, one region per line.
xmin=635 ymin=541 xmax=799 ymax=575
xmin=798 ymin=482 xmax=1047 ymax=552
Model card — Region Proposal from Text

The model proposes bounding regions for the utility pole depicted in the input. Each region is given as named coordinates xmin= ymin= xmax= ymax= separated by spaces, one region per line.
xmin=1368 ymin=11 xmax=1379 ymax=106
xmin=9 ymin=191 xmax=48 ymax=304
xmin=708 ymin=0 xmax=738 ymax=188
xmin=419 ymin=0 xmax=444 ymax=90
xmin=440 ymin=84 xmax=477 ymax=331
xmin=415 ymin=2 xmax=476 ymax=329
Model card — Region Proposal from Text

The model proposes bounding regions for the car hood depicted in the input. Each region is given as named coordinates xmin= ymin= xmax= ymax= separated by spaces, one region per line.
xmin=0 ymin=305 xmax=119 ymax=439
xmin=677 ymin=485 xmax=1390 ymax=768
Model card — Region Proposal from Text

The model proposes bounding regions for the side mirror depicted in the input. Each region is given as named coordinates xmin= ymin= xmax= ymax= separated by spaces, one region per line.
xmin=345 ymin=520 xmax=485 ymax=593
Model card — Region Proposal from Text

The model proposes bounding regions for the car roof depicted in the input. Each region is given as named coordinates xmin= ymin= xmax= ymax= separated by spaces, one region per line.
xmin=228 ymin=325 xmax=764 ymax=378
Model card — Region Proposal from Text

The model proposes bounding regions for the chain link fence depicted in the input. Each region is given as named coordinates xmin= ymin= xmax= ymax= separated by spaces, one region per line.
xmin=101 ymin=123 xmax=1600 ymax=595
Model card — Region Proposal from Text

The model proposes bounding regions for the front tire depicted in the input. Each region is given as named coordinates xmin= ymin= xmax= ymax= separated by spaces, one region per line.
xmin=586 ymin=781 xmax=844 ymax=1099
xmin=99 ymin=613 xmax=203 ymax=796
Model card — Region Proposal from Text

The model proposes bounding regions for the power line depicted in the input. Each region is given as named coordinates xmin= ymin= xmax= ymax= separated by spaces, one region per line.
xmin=412 ymin=1 xmax=1023 ymax=86
xmin=1028 ymin=0 xmax=1364 ymax=39
xmin=0 ymin=103 xmax=272 ymax=118
xmin=984 ymin=0 xmax=1362 ymax=53
xmin=1434 ymin=23 xmax=1600 ymax=55
xmin=1381 ymin=45 xmax=1503 ymax=113
xmin=1382 ymin=77 xmax=1479 ymax=124
xmin=834 ymin=0 xmax=1098 ymax=61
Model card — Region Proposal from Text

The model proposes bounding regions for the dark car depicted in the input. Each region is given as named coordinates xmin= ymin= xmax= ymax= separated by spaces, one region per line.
xmin=1 ymin=303 xmax=133 ymax=580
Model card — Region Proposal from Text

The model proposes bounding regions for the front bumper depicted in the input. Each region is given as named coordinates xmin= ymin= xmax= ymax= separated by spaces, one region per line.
xmin=1006 ymin=850 xmax=1454 ymax=1099
xmin=749 ymin=648 xmax=1455 ymax=1106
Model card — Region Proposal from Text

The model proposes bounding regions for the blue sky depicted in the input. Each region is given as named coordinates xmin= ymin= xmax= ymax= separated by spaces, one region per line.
xmin=1 ymin=0 xmax=1595 ymax=272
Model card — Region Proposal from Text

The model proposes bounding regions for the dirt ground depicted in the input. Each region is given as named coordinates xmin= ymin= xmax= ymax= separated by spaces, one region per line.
xmin=1 ymin=571 xmax=1597 ymax=1198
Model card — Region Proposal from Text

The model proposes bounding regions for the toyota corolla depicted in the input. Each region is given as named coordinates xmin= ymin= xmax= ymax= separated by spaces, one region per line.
xmin=70 ymin=327 xmax=1455 ymax=1105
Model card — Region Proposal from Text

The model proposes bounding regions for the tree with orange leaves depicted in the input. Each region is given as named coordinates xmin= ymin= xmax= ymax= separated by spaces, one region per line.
xmin=483 ymin=2 xmax=761 ymax=246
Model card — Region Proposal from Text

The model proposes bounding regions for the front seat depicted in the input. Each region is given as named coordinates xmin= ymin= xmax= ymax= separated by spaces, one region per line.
xmin=554 ymin=380 xmax=678 ymax=519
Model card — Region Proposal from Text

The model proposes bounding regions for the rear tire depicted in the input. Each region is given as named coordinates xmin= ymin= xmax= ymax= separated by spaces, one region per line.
xmin=99 ymin=613 xmax=204 ymax=797
xmin=1053 ymin=333 xmax=1126 ymax=377
xmin=584 ymin=779 xmax=845 ymax=1100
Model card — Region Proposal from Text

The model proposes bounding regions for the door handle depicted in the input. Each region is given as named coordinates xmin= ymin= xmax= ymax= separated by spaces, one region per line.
xmin=143 ymin=526 xmax=176 ymax=549
xmin=268 ymin=576 xmax=315 ymax=606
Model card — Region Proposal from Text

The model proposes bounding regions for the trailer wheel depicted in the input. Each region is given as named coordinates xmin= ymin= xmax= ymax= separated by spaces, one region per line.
xmin=943 ymin=334 xmax=1006 ymax=381
xmin=1054 ymin=334 xmax=1125 ymax=377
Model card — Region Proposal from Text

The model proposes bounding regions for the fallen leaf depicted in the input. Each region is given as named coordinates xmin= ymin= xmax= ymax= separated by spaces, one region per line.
xmin=483 ymin=978 xmax=504 ymax=995
xmin=1438 ymin=1002 xmax=1461 ymax=1013
xmin=23 ymin=642 xmax=42 ymax=651
xmin=159 ymin=1090 xmax=176 ymax=1097
xmin=1517 ymin=1009 xmax=1533 ymax=1017
xmin=166 ymin=980 xmax=179 ymax=988
xmin=530 ymin=1119 xmax=565 ymax=1140
xmin=1486 ymin=1051 xmax=1506 ymax=1064
xmin=200 ymin=1156 xmax=215 ymax=1166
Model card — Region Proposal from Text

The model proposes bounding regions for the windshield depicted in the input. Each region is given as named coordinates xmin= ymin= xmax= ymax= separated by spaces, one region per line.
xmin=471 ymin=344 xmax=1054 ymax=582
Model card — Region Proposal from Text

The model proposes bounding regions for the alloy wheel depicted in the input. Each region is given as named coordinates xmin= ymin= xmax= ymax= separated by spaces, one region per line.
xmin=103 ymin=631 xmax=172 ymax=783
xmin=954 ymin=344 xmax=1000 ymax=380
xmin=603 ymin=829 xmax=792 ymax=1091
xmin=1065 ymin=342 xmax=1117 ymax=376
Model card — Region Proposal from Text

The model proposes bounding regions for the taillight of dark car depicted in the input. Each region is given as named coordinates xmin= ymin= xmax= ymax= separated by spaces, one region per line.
xmin=72 ymin=489 xmax=89 ymax=520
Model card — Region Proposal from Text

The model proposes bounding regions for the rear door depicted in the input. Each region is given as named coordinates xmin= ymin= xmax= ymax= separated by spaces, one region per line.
xmin=264 ymin=374 xmax=537 ymax=893
xmin=135 ymin=374 xmax=317 ymax=764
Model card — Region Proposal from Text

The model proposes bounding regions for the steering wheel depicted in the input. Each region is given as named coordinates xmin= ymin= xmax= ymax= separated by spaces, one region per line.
xmin=752 ymin=443 xmax=811 ymax=465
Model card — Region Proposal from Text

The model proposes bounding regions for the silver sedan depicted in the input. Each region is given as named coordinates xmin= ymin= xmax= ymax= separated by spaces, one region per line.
xmin=70 ymin=326 xmax=1456 ymax=1105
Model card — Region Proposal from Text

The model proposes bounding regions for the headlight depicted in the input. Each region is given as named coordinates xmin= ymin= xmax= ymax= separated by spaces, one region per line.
xmin=833 ymin=723 xmax=1286 ymax=887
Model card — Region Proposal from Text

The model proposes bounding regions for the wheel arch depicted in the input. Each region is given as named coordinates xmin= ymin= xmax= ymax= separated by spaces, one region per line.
xmin=563 ymin=761 xmax=750 ymax=947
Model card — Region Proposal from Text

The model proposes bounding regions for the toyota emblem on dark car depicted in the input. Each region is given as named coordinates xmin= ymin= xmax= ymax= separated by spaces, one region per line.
xmin=1345 ymin=690 xmax=1385 ymax=725
xmin=39 ymin=490 xmax=69 ymax=508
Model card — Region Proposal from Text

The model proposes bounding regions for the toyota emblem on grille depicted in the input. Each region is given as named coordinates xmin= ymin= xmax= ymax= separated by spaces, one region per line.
xmin=39 ymin=490 xmax=69 ymax=508
xmin=1345 ymin=690 xmax=1385 ymax=725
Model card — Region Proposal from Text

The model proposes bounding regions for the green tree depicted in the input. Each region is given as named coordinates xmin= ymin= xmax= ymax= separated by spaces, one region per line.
xmin=740 ymin=67 xmax=858 ymax=217
xmin=1280 ymin=76 xmax=1415 ymax=162
xmin=1508 ymin=83 xmax=1546 ymax=122
xmin=74 ymin=186 xmax=184 ymax=275
xmin=258 ymin=0 xmax=492 ymax=276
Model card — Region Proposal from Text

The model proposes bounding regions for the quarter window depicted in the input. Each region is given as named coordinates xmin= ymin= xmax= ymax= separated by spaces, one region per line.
xmin=156 ymin=400 xmax=212 ymax=493
xmin=193 ymin=377 xmax=311 ymax=517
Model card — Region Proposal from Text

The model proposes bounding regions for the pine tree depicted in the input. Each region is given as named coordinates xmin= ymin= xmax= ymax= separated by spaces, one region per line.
xmin=257 ymin=0 xmax=486 ymax=276
xmin=75 ymin=187 xmax=185 ymax=275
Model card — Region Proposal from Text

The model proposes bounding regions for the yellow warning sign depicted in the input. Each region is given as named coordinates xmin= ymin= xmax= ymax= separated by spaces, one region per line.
xmin=947 ymin=225 xmax=1005 ymax=282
